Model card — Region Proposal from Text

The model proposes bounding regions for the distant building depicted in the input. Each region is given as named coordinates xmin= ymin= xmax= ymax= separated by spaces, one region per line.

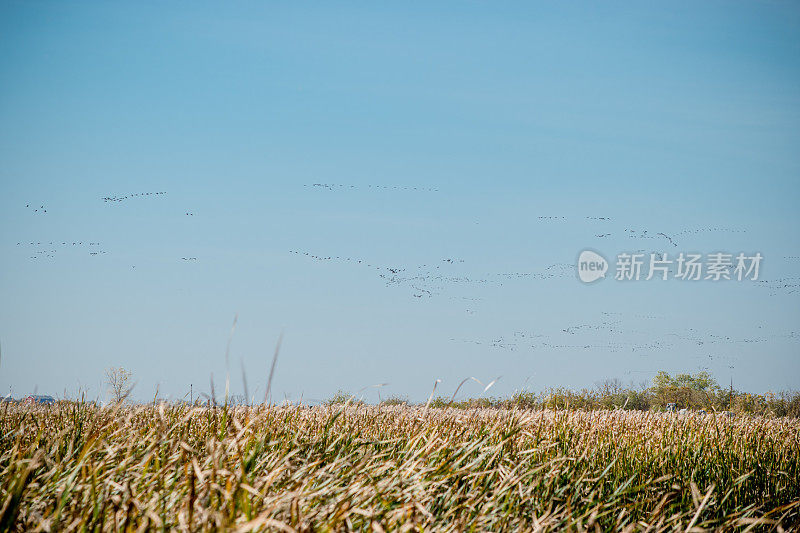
xmin=24 ymin=395 xmax=56 ymax=405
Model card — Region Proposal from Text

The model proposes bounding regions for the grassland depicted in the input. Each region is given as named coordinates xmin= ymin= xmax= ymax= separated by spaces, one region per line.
xmin=1 ymin=402 xmax=799 ymax=531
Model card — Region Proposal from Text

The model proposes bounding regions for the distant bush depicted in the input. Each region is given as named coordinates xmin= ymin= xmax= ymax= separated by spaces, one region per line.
xmin=381 ymin=395 xmax=409 ymax=406
xmin=452 ymin=397 xmax=496 ymax=409
xmin=325 ymin=390 xmax=363 ymax=406
xmin=774 ymin=390 xmax=800 ymax=418
xmin=503 ymin=391 xmax=538 ymax=410
xmin=426 ymin=396 xmax=497 ymax=409
xmin=427 ymin=396 xmax=451 ymax=409
xmin=423 ymin=371 xmax=800 ymax=418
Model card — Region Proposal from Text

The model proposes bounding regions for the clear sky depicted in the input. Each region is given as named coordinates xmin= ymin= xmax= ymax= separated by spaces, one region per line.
xmin=1 ymin=1 xmax=799 ymax=403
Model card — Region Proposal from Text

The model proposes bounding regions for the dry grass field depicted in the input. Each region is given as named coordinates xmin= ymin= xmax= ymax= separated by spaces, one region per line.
xmin=1 ymin=402 xmax=799 ymax=531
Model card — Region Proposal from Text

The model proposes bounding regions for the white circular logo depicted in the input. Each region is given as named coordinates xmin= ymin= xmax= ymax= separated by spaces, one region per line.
xmin=577 ymin=250 xmax=608 ymax=283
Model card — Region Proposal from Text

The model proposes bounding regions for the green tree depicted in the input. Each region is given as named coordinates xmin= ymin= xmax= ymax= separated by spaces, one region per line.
xmin=651 ymin=370 xmax=718 ymax=409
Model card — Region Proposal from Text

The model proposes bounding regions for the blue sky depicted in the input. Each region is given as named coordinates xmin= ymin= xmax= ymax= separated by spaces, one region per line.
xmin=1 ymin=1 xmax=798 ymax=403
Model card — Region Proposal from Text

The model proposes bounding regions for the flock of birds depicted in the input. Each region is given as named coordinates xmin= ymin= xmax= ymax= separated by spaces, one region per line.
xmin=18 ymin=241 xmax=102 ymax=246
xmin=675 ymin=227 xmax=748 ymax=236
xmin=305 ymin=184 xmax=439 ymax=192
xmin=17 ymin=241 xmax=104 ymax=261
xmin=288 ymin=250 xmax=486 ymax=298
xmin=451 ymin=310 xmax=798 ymax=378
xmin=590 ymin=227 xmax=749 ymax=250
xmin=289 ymin=249 xmax=579 ymax=299
xmin=494 ymin=264 xmax=573 ymax=281
xmin=101 ymin=191 xmax=168 ymax=203
xmin=538 ymin=216 xmax=611 ymax=221
xmin=19 ymin=192 xmax=205 ymax=264
xmin=287 ymin=202 xmax=796 ymax=302
xmin=14 ymin=187 xmax=798 ymax=383
xmin=635 ymin=230 xmax=677 ymax=247
xmin=756 ymin=277 xmax=800 ymax=296
xmin=535 ymin=219 xmax=750 ymax=259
